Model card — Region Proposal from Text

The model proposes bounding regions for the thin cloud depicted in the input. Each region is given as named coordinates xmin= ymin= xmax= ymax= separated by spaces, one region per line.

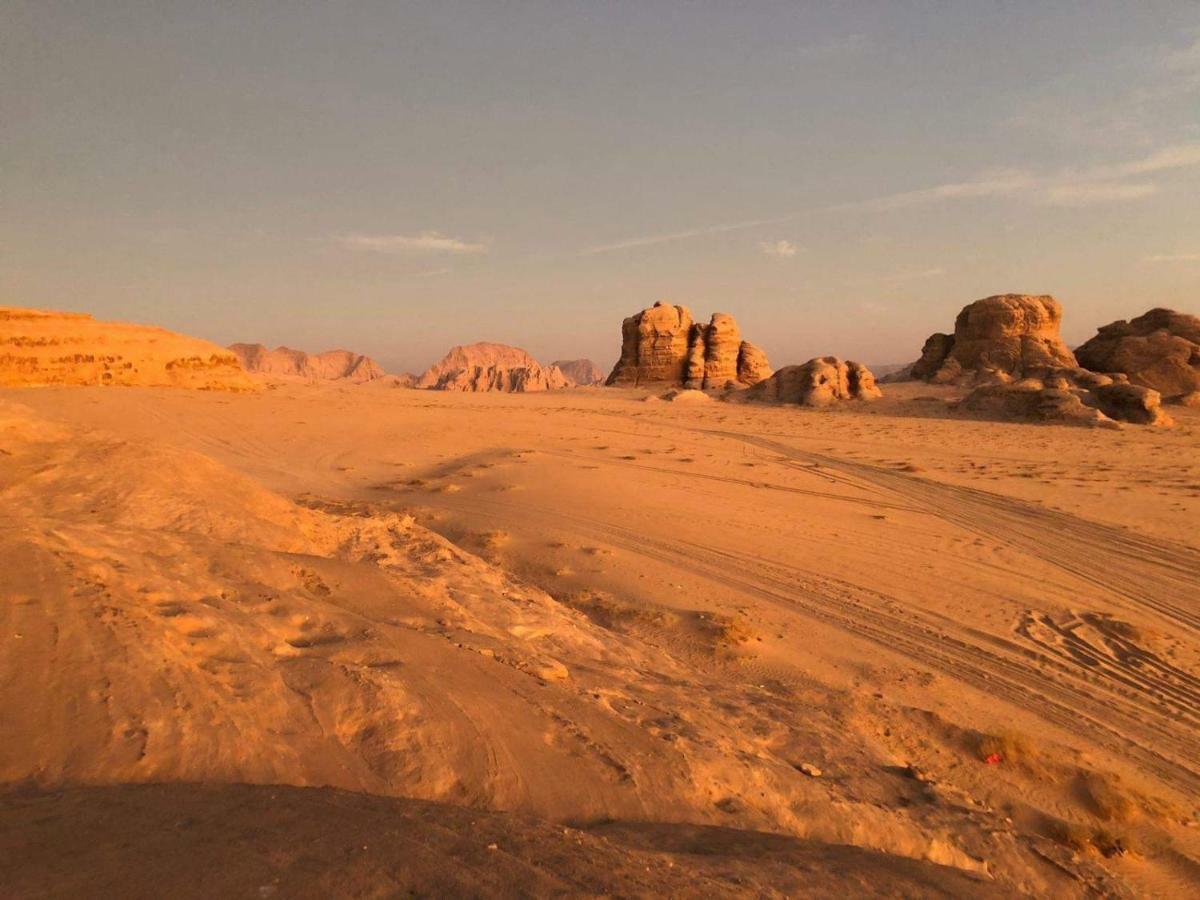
xmin=1143 ymin=252 xmax=1200 ymax=263
xmin=1079 ymin=143 xmax=1200 ymax=180
xmin=413 ymin=267 xmax=453 ymax=277
xmin=886 ymin=267 xmax=946 ymax=282
xmin=843 ymin=142 xmax=1200 ymax=212
xmin=578 ymin=142 xmax=1200 ymax=256
xmin=579 ymin=216 xmax=793 ymax=255
xmin=1041 ymin=182 xmax=1158 ymax=206
xmin=760 ymin=239 xmax=800 ymax=258
xmin=339 ymin=231 xmax=488 ymax=254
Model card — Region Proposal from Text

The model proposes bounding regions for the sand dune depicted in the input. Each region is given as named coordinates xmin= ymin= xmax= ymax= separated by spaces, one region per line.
xmin=5 ymin=381 xmax=1198 ymax=895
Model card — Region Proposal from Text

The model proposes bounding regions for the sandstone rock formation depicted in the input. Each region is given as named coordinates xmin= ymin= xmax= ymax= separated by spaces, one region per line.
xmin=606 ymin=302 xmax=771 ymax=389
xmin=744 ymin=357 xmax=881 ymax=407
xmin=417 ymin=343 xmax=569 ymax=392
xmin=912 ymin=295 xmax=1077 ymax=384
xmin=959 ymin=370 xmax=1172 ymax=428
xmin=551 ymin=359 xmax=605 ymax=386
xmin=0 ymin=307 xmax=254 ymax=391
xmin=229 ymin=343 xmax=387 ymax=383
xmin=1075 ymin=308 xmax=1200 ymax=401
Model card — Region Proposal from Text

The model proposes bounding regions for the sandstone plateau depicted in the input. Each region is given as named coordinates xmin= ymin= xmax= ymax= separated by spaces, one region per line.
xmin=229 ymin=343 xmax=388 ymax=383
xmin=551 ymin=358 xmax=605 ymax=386
xmin=0 ymin=307 xmax=254 ymax=391
xmin=606 ymin=302 xmax=771 ymax=389
xmin=744 ymin=357 xmax=881 ymax=407
xmin=416 ymin=342 xmax=569 ymax=392
xmin=1075 ymin=308 xmax=1200 ymax=402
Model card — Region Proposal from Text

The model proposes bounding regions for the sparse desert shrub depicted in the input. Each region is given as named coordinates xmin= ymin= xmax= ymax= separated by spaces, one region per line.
xmin=698 ymin=612 xmax=756 ymax=647
xmin=1047 ymin=817 xmax=1136 ymax=858
xmin=968 ymin=729 xmax=1036 ymax=767
xmin=1077 ymin=771 xmax=1136 ymax=823
xmin=557 ymin=591 xmax=671 ymax=631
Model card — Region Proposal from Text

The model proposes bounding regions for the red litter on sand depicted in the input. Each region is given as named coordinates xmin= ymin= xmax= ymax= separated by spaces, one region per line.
xmin=984 ymin=753 xmax=1003 ymax=765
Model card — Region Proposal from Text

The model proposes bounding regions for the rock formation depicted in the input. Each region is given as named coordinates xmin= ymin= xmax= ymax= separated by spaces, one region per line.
xmin=1075 ymin=308 xmax=1200 ymax=401
xmin=417 ymin=343 xmax=569 ymax=392
xmin=744 ymin=357 xmax=881 ymax=407
xmin=229 ymin=343 xmax=387 ymax=383
xmin=606 ymin=302 xmax=771 ymax=389
xmin=551 ymin=359 xmax=605 ymax=386
xmin=911 ymin=295 xmax=1077 ymax=384
xmin=0 ymin=306 xmax=254 ymax=391
xmin=959 ymin=370 xmax=1172 ymax=428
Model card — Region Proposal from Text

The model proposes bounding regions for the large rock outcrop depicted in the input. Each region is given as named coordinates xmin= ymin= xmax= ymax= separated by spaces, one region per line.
xmin=912 ymin=295 xmax=1077 ymax=384
xmin=417 ymin=343 xmax=569 ymax=392
xmin=551 ymin=359 xmax=605 ymax=386
xmin=229 ymin=343 xmax=388 ymax=383
xmin=743 ymin=357 xmax=881 ymax=407
xmin=606 ymin=302 xmax=771 ymax=389
xmin=1075 ymin=308 xmax=1200 ymax=401
xmin=959 ymin=369 xmax=1173 ymax=428
xmin=0 ymin=307 xmax=254 ymax=391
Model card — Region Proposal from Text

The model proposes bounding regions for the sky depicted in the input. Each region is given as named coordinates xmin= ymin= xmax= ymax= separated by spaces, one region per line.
xmin=3 ymin=2 xmax=1199 ymax=374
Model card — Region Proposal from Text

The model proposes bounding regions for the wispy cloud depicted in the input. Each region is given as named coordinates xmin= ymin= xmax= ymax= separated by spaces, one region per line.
xmin=1041 ymin=182 xmax=1158 ymax=206
xmin=844 ymin=142 xmax=1200 ymax=212
xmin=579 ymin=216 xmax=792 ymax=255
xmin=576 ymin=142 xmax=1200 ymax=256
xmin=413 ymin=267 xmax=453 ymax=277
xmin=886 ymin=266 xmax=946 ymax=283
xmin=760 ymin=239 xmax=800 ymax=258
xmin=1143 ymin=252 xmax=1200 ymax=263
xmin=1079 ymin=143 xmax=1200 ymax=179
xmin=339 ymin=231 xmax=488 ymax=254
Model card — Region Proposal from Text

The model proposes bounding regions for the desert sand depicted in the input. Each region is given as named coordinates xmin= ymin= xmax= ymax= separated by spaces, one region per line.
xmin=3 ymin=374 xmax=1198 ymax=897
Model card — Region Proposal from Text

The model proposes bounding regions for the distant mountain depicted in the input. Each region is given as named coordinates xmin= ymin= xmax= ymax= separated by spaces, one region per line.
xmin=551 ymin=358 xmax=604 ymax=386
xmin=229 ymin=343 xmax=387 ymax=383
xmin=417 ymin=342 xmax=569 ymax=392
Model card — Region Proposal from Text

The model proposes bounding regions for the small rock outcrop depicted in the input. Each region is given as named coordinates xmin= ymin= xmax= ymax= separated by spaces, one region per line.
xmin=0 ymin=307 xmax=254 ymax=391
xmin=744 ymin=357 xmax=881 ymax=407
xmin=417 ymin=343 xmax=569 ymax=392
xmin=1075 ymin=308 xmax=1200 ymax=401
xmin=912 ymin=295 xmax=1077 ymax=384
xmin=229 ymin=344 xmax=387 ymax=383
xmin=606 ymin=302 xmax=771 ymax=389
xmin=551 ymin=359 xmax=605 ymax=386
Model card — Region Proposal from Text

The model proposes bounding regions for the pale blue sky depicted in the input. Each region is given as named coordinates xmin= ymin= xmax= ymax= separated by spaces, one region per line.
xmin=3 ymin=2 xmax=1199 ymax=372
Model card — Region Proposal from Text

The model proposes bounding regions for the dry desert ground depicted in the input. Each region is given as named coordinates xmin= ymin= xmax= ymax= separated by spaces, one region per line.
xmin=2 ymin=381 xmax=1199 ymax=897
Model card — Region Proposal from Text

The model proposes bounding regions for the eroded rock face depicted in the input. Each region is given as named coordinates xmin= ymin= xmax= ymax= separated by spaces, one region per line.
xmin=551 ymin=359 xmax=605 ymax=386
xmin=909 ymin=333 xmax=955 ymax=381
xmin=1075 ymin=308 xmax=1200 ymax=400
xmin=915 ymin=295 xmax=1077 ymax=384
xmin=607 ymin=303 xmax=771 ymax=389
xmin=607 ymin=303 xmax=694 ymax=386
xmin=230 ymin=344 xmax=388 ymax=383
xmin=959 ymin=367 xmax=1173 ymax=428
xmin=744 ymin=357 xmax=881 ymax=407
xmin=417 ymin=343 xmax=569 ymax=392
xmin=0 ymin=307 xmax=255 ymax=391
